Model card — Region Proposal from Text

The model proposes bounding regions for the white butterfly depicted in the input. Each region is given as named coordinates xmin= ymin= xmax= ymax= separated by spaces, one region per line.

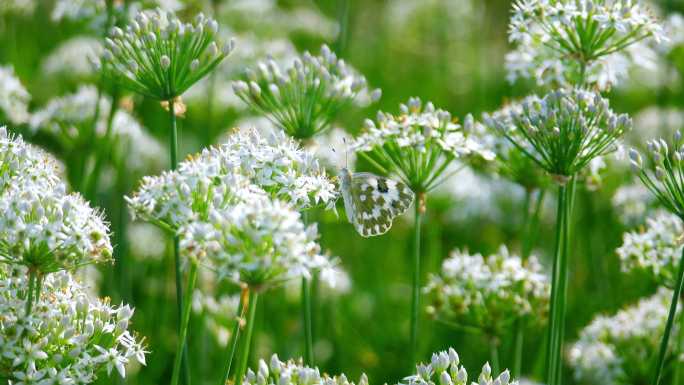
xmin=339 ymin=167 xmax=414 ymax=237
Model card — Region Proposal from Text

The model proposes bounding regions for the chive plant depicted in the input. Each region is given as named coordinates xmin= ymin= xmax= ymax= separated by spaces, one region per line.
xmin=489 ymin=88 xmax=631 ymax=385
xmin=351 ymin=97 xmax=494 ymax=365
xmin=101 ymin=8 xmax=234 ymax=383
xmin=234 ymin=44 xmax=378 ymax=365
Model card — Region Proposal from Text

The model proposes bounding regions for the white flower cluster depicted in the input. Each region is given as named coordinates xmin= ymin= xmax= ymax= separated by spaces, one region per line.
xmin=616 ymin=211 xmax=683 ymax=288
xmin=489 ymin=88 xmax=630 ymax=179
xmin=242 ymin=354 xmax=367 ymax=385
xmin=51 ymin=0 xmax=105 ymax=22
xmin=30 ymin=85 xmax=110 ymax=138
xmin=355 ymin=97 xmax=493 ymax=160
xmin=404 ymin=348 xmax=518 ymax=385
xmin=0 ymin=267 xmax=147 ymax=383
xmin=0 ymin=126 xmax=61 ymax=192
xmin=0 ymin=65 xmax=30 ymax=125
xmin=0 ymin=128 xmax=111 ymax=274
xmin=233 ymin=44 xmax=380 ymax=139
xmin=480 ymin=97 xmax=549 ymax=189
xmin=352 ymin=97 xmax=494 ymax=193
xmin=506 ymin=0 xmax=664 ymax=89
xmin=568 ymin=289 xmax=676 ymax=385
xmin=179 ymin=195 xmax=333 ymax=287
xmin=128 ymin=128 xmax=336 ymax=229
xmin=0 ymin=182 xmax=113 ymax=273
xmin=102 ymin=8 xmax=235 ymax=100
xmin=129 ymin=129 xmax=337 ymax=287
xmin=425 ymin=246 xmax=550 ymax=333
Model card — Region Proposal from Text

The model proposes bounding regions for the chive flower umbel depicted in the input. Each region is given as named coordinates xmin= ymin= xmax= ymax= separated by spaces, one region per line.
xmin=506 ymin=0 xmax=664 ymax=88
xmin=101 ymin=8 xmax=235 ymax=101
xmin=404 ymin=348 xmax=519 ymax=385
xmin=242 ymin=354 xmax=368 ymax=385
xmin=233 ymin=44 xmax=381 ymax=139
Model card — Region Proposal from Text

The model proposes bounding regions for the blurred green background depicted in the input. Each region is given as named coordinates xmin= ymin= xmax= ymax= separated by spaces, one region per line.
xmin=3 ymin=0 xmax=684 ymax=384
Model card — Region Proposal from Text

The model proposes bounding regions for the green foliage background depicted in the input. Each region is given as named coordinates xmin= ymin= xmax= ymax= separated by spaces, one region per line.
xmin=2 ymin=1 xmax=684 ymax=384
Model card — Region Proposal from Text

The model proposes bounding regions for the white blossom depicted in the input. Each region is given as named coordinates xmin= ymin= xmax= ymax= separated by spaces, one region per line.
xmin=0 ymin=267 xmax=147 ymax=383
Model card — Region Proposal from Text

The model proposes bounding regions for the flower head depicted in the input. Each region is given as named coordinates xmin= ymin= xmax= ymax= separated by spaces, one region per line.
xmin=629 ymin=131 xmax=684 ymax=219
xmin=506 ymin=0 xmax=664 ymax=89
xmin=404 ymin=347 xmax=518 ymax=385
xmin=101 ymin=8 xmax=235 ymax=100
xmin=425 ymin=246 xmax=550 ymax=334
xmin=617 ymin=211 xmax=683 ymax=288
xmin=0 ymin=127 xmax=62 ymax=193
xmin=180 ymin=194 xmax=334 ymax=288
xmin=352 ymin=97 xmax=494 ymax=197
xmin=0 ymin=267 xmax=147 ymax=383
xmin=0 ymin=65 xmax=30 ymax=124
xmin=233 ymin=44 xmax=380 ymax=139
xmin=0 ymin=182 xmax=113 ymax=273
xmin=490 ymin=88 xmax=630 ymax=181
xmin=242 ymin=354 xmax=367 ymax=385
xmin=569 ymin=289 xmax=677 ymax=385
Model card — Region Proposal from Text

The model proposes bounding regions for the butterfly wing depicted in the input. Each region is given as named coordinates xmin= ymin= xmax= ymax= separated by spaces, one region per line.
xmin=347 ymin=172 xmax=414 ymax=237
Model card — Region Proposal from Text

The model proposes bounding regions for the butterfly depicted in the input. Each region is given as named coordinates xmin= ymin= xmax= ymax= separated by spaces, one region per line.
xmin=339 ymin=167 xmax=414 ymax=237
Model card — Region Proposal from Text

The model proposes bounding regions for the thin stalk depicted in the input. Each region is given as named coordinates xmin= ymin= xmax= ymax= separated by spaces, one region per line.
xmin=673 ymin=306 xmax=684 ymax=385
xmin=168 ymin=100 xmax=190 ymax=385
xmin=24 ymin=270 xmax=36 ymax=317
xmin=546 ymin=182 xmax=572 ymax=385
xmin=654 ymin=247 xmax=684 ymax=385
xmin=219 ymin=289 xmax=246 ymax=385
xmin=170 ymin=262 xmax=199 ymax=385
xmin=490 ymin=337 xmax=501 ymax=375
xmin=410 ymin=199 xmax=424 ymax=367
xmin=302 ymin=277 xmax=314 ymax=365
xmin=234 ymin=290 xmax=259 ymax=385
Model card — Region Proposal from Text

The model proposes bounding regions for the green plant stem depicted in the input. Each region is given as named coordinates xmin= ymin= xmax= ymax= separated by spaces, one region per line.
xmin=24 ymin=269 xmax=36 ymax=317
xmin=490 ymin=337 xmax=500 ymax=375
xmin=234 ymin=290 xmax=259 ymax=385
xmin=410 ymin=201 xmax=424 ymax=367
xmin=170 ymin=262 xmax=199 ymax=385
xmin=219 ymin=290 xmax=246 ymax=385
xmin=168 ymin=101 xmax=190 ymax=385
xmin=302 ymin=277 xmax=314 ymax=365
xmin=673 ymin=306 xmax=684 ymax=385
xmin=654 ymin=247 xmax=684 ymax=385
xmin=546 ymin=181 xmax=573 ymax=385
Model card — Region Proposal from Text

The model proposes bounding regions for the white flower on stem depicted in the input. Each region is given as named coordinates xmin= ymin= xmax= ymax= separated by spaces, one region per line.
xmin=233 ymin=44 xmax=380 ymax=139
xmin=506 ymin=0 xmax=664 ymax=89
xmin=0 ymin=127 xmax=62 ymax=193
xmin=0 ymin=267 xmax=147 ymax=383
xmin=617 ymin=211 xmax=683 ymax=288
xmin=425 ymin=246 xmax=550 ymax=333
xmin=242 ymin=354 xmax=366 ymax=385
xmin=403 ymin=347 xmax=519 ymax=385
xmin=569 ymin=289 xmax=677 ymax=385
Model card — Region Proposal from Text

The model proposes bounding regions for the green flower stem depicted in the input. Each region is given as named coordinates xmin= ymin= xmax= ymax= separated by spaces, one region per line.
xmin=546 ymin=181 xmax=573 ymax=385
xmin=302 ymin=277 xmax=314 ymax=365
xmin=673 ymin=306 xmax=684 ymax=385
xmin=514 ymin=188 xmax=545 ymax=378
xmin=24 ymin=269 xmax=37 ymax=317
xmin=490 ymin=337 xmax=501 ymax=375
xmin=84 ymin=91 xmax=120 ymax=200
xmin=410 ymin=197 xmax=424 ymax=367
xmin=170 ymin=261 xmax=199 ymax=385
xmin=168 ymin=100 xmax=190 ymax=385
xmin=654 ymin=247 xmax=684 ymax=385
xmin=234 ymin=290 xmax=259 ymax=385
xmin=219 ymin=289 xmax=246 ymax=385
